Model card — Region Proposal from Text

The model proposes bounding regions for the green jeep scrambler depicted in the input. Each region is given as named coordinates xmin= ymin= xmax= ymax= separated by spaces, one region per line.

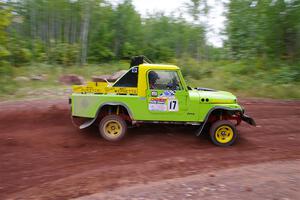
xmin=70 ymin=57 xmax=255 ymax=147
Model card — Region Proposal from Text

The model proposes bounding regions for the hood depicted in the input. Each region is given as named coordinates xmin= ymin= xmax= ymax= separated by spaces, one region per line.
xmin=191 ymin=88 xmax=237 ymax=104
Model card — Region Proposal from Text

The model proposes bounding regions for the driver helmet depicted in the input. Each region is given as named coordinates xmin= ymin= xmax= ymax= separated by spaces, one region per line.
xmin=148 ymin=71 xmax=159 ymax=83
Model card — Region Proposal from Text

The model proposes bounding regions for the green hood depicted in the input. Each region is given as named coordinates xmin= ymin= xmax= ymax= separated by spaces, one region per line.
xmin=191 ymin=88 xmax=237 ymax=104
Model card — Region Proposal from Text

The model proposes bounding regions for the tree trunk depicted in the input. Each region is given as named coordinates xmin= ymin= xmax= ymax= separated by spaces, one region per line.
xmin=80 ymin=2 xmax=90 ymax=65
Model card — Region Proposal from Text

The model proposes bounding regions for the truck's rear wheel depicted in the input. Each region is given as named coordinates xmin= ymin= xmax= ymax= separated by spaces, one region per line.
xmin=99 ymin=115 xmax=127 ymax=141
xmin=210 ymin=120 xmax=238 ymax=147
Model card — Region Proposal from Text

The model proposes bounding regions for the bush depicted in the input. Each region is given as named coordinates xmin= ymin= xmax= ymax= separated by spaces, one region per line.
xmin=32 ymin=40 xmax=47 ymax=62
xmin=5 ymin=37 xmax=33 ymax=66
xmin=0 ymin=62 xmax=16 ymax=94
xmin=12 ymin=48 xmax=32 ymax=65
xmin=48 ymin=43 xmax=80 ymax=66
xmin=88 ymin=46 xmax=115 ymax=62
xmin=0 ymin=45 xmax=11 ymax=58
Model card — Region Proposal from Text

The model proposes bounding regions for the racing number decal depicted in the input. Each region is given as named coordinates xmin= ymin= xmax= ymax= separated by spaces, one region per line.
xmin=168 ymin=99 xmax=178 ymax=111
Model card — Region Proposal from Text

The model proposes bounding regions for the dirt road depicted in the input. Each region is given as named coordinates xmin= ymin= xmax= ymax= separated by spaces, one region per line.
xmin=77 ymin=160 xmax=300 ymax=200
xmin=0 ymin=99 xmax=299 ymax=199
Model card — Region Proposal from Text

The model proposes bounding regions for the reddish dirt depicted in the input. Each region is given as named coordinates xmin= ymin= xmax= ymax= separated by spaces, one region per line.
xmin=78 ymin=160 xmax=300 ymax=200
xmin=0 ymin=98 xmax=300 ymax=200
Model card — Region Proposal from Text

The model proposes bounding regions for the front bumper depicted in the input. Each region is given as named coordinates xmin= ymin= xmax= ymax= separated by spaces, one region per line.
xmin=241 ymin=113 xmax=256 ymax=126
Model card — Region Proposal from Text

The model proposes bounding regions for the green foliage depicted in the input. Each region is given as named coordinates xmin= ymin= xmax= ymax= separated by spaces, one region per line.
xmin=1 ymin=60 xmax=298 ymax=100
xmin=0 ymin=2 xmax=12 ymax=60
xmin=226 ymin=0 xmax=300 ymax=60
xmin=11 ymin=47 xmax=32 ymax=65
xmin=1 ymin=0 xmax=300 ymax=64
xmin=0 ymin=0 xmax=299 ymax=100
xmin=0 ymin=2 xmax=11 ymax=42
xmin=182 ymin=59 xmax=300 ymax=99
xmin=142 ymin=15 xmax=205 ymax=61
xmin=0 ymin=62 xmax=17 ymax=94
xmin=31 ymin=40 xmax=47 ymax=62
xmin=1 ymin=0 xmax=207 ymax=64
xmin=112 ymin=0 xmax=143 ymax=58
xmin=6 ymin=37 xmax=32 ymax=65
xmin=48 ymin=43 xmax=80 ymax=66
xmin=0 ymin=45 xmax=11 ymax=58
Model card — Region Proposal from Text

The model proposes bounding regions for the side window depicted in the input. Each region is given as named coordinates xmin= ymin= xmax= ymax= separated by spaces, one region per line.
xmin=148 ymin=70 xmax=182 ymax=90
xmin=113 ymin=67 xmax=138 ymax=87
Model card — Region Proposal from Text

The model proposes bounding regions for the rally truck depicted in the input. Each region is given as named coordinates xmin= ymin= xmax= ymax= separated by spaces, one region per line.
xmin=70 ymin=57 xmax=255 ymax=147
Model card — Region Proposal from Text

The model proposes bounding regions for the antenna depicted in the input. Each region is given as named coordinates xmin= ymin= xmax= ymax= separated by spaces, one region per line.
xmin=104 ymin=78 xmax=112 ymax=86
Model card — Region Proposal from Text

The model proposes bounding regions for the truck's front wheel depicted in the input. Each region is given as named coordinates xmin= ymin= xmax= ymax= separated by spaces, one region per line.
xmin=210 ymin=120 xmax=238 ymax=147
xmin=99 ymin=115 xmax=127 ymax=141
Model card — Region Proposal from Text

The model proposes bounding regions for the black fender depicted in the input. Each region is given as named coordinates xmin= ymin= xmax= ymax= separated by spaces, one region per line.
xmin=78 ymin=102 xmax=133 ymax=129
xmin=196 ymin=106 xmax=256 ymax=136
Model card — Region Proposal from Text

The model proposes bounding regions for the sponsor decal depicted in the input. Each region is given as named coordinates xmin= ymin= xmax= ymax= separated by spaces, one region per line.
xmin=159 ymin=90 xmax=176 ymax=98
xmin=151 ymin=91 xmax=158 ymax=97
xmin=149 ymin=97 xmax=167 ymax=111
xmin=148 ymin=94 xmax=179 ymax=112
xmin=132 ymin=67 xmax=138 ymax=73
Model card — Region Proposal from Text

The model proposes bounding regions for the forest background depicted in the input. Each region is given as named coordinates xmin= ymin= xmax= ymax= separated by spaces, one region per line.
xmin=0 ymin=0 xmax=299 ymax=100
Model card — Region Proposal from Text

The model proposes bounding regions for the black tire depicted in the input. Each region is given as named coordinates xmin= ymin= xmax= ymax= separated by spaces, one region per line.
xmin=99 ymin=115 xmax=127 ymax=142
xmin=210 ymin=120 xmax=238 ymax=147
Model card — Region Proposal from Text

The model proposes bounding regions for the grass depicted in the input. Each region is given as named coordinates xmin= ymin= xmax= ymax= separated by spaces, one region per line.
xmin=177 ymin=59 xmax=300 ymax=99
xmin=0 ymin=60 xmax=299 ymax=101
xmin=0 ymin=61 xmax=129 ymax=101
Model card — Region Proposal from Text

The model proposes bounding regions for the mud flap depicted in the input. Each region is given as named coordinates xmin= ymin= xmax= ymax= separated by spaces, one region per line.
xmin=241 ymin=114 xmax=256 ymax=126
xmin=195 ymin=123 xmax=205 ymax=136
xmin=71 ymin=116 xmax=97 ymax=129
xmin=79 ymin=119 xmax=96 ymax=129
